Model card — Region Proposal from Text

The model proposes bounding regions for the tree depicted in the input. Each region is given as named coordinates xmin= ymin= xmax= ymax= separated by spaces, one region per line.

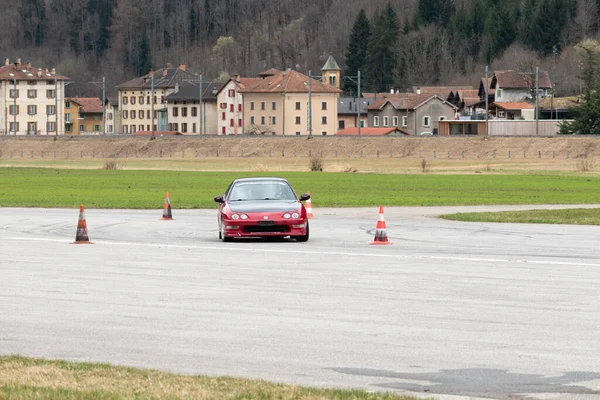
xmin=415 ymin=0 xmax=455 ymax=28
xmin=559 ymin=79 xmax=600 ymax=134
xmin=20 ymin=0 xmax=47 ymax=46
xmin=138 ymin=29 xmax=152 ymax=76
xmin=343 ymin=9 xmax=371 ymax=95
xmin=364 ymin=5 xmax=400 ymax=92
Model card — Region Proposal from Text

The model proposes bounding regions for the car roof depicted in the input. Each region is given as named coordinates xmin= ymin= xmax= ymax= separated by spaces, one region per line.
xmin=232 ymin=177 xmax=288 ymax=184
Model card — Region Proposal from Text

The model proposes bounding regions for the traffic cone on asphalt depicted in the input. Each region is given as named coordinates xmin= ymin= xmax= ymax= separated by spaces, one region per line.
xmin=161 ymin=192 xmax=174 ymax=220
xmin=72 ymin=204 xmax=93 ymax=244
xmin=306 ymin=191 xmax=314 ymax=219
xmin=370 ymin=206 xmax=391 ymax=245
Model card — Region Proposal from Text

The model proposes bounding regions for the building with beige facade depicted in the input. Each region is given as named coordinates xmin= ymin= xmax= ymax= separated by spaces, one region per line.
xmin=163 ymin=81 xmax=223 ymax=134
xmin=0 ymin=58 xmax=69 ymax=135
xmin=116 ymin=63 xmax=200 ymax=134
xmin=65 ymin=97 xmax=103 ymax=134
xmin=104 ymin=96 xmax=119 ymax=134
xmin=240 ymin=68 xmax=342 ymax=136
xmin=216 ymin=76 xmax=259 ymax=135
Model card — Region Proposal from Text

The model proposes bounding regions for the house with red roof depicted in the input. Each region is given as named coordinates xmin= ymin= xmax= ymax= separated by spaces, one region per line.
xmin=65 ymin=97 xmax=104 ymax=134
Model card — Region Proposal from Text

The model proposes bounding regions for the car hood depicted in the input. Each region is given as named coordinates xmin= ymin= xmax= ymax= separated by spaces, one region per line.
xmin=228 ymin=200 xmax=300 ymax=213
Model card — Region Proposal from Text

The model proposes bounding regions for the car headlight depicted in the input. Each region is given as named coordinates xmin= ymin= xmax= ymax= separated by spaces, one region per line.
xmin=291 ymin=212 xmax=299 ymax=219
xmin=240 ymin=214 xmax=248 ymax=220
xmin=231 ymin=214 xmax=240 ymax=220
xmin=283 ymin=213 xmax=291 ymax=219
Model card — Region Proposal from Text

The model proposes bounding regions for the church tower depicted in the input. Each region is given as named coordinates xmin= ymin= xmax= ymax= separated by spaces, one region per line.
xmin=321 ymin=55 xmax=341 ymax=89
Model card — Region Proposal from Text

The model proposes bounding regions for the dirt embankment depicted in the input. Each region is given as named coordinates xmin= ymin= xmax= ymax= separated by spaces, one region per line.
xmin=1 ymin=136 xmax=599 ymax=159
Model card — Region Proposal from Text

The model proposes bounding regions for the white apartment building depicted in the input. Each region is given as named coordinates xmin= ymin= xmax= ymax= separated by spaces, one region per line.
xmin=0 ymin=58 xmax=69 ymax=135
xmin=163 ymin=81 xmax=223 ymax=134
xmin=104 ymin=96 xmax=119 ymax=134
xmin=215 ymin=77 xmax=258 ymax=135
xmin=116 ymin=63 xmax=201 ymax=134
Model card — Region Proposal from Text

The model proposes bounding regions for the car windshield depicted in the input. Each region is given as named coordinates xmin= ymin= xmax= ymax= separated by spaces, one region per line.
xmin=229 ymin=181 xmax=297 ymax=201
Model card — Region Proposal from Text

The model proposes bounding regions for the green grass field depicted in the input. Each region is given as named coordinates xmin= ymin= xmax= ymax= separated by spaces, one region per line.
xmin=440 ymin=208 xmax=600 ymax=225
xmin=1 ymin=168 xmax=600 ymax=209
xmin=0 ymin=356 xmax=414 ymax=400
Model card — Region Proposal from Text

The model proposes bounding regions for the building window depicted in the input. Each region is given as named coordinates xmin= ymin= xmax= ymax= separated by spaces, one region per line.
xmin=272 ymin=102 xmax=276 ymax=110
xmin=27 ymin=105 xmax=37 ymax=115
xmin=192 ymin=123 xmax=197 ymax=133
xmin=230 ymin=118 xmax=234 ymax=127
xmin=47 ymin=122 xmax=55 ymax=132
xmin=228 ymin=89 xmax=235 ymax=97
xmin=131 ymin=110 xmax=136 ymax=119
xmin=222 ymin=112 xmax=226 ymax=120
xmin=393 ymin=116 xmax=398 ymax=126
xmin=192 ymin=107 xmax=197 ymax=117
xmin=123 ymin=126 xmax=128 ymax=134
xmin=339 ymin=120 xmax=345 ymax=129
xmin=498 ymin=110 xmax=505 ymax=118
xmin=321 ymin=101 xmax=327 ymax=110
xmin=28 ymin=122 xmax=36 ymax=134
xmin=108 ymin=113 xmax=113 ymax=120
xmin=321 ymin=116 xmax=327 ymax=124
xmin=250 ymin=101 xmax=255 ymax=110
xmin=261 ymin=102 xmax=265 ymax=110
xmin=139 ymin=110 xmax=144 ymax=119
xmin=130 ymin=96 xmax=136 ymax=105
xmin=250 ymin=116 xmax=255 ymax=125
xmin=271 ymin=116 xmax=276 ymax=125
xmin=296 ymin=116 xmax=301 ymax=124
xmin=10 ymin=89 xmax=19 ymax=98
xmin=94 ymin=125 xmax=101 ymax=132
xmin=122 ymin=96 xmax=128 ymax=105
xmin=66 ymin=124 xmax=72 ymax=133
xmin=131 ymin=125 xmax=136 ymax=133
xmin=401 ymin=116 xmax=407 ymax=127
xmin=360 ymin=120 xmax=365 ymax=128
xmin=27 ymin=80 xmax=36 ymax=85
xmin=374 ymin=116 xmax=379 ymax=127
xmin=65 ymin=101 xmax=71 ymax=108
xmin=423 ymin=116 xmax=431 ymax=127
xmin=147 ymin=96 xmax=150 ymax=104
xmin=229 ymin=104 xmax=234 ymax=112
xmin=182 ymin=107 xmax=187 ymax=117
xmin=220 ymin=102 xmax=227 ymax=109
xmin=238 ymin=119 xmax=242 ymax=126
xmin=439 ymin=116 xmax=446 ymax=121
xmin=173 ymin=107 xmax=178 ymax=117
xmin=139 ymin=96 xmax=144 ymax=105
xmin=47 ymin=105 xmax=56 ymax=115
xmin=322 ymin=131 xmax=327 ymax=136
xmin=27 ymin=89 xmax=37 ymax=98
xmin=107 ymin=126 xmax=113 ymax=133
xmin=261 ymin=116 xmax=265 ymax=125
xmin=47 ymin=89 xmax=55 ymax=99
xmin=496 ymin=89 xmax=502 ymax=99
xmin=296 ymin=132 xmax=301 ymax=136
xmin=9 ymin=105 xmax=18 ymax=115
xmin=173 ymin=123 xmax=178 ymax=131
xmin=222 ymin=126 xmax=226 ymax=134
xmin=10 ymin=122 xmax=18 ymax=132
xmin=182 ymin=123 xmax=188 ymax=133
xmin=123 ymin=110 xmax=128 ymax=119
xmin=295 ymin=102 xmax=301 ymax=110
xmin=329 ymin=75 xmax=336 ymax=86
xmin=383 ymin=116 xmax=389 ymax=127
xmin=80 ymin=124 xmax=86 ymax=132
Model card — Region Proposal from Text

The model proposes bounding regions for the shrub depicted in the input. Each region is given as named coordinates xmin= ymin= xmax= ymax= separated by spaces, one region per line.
xmin=309 ymin=154 xmax=324 ymax=171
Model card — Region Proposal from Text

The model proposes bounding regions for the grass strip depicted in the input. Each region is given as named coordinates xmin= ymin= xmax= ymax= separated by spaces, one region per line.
xmin=1 ymin=168 xmax=600 ymax=209
xmin=0 ymin=356 xmax=415 ymax=400
xmin=440 ymin=208 xmax=600 ymax=225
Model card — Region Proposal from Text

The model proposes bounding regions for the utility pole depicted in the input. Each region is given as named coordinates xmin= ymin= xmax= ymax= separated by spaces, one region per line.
xmin=54 ymin=76 xmax=58 ymax=135
xmin=485 ymin=65 xmax=489 ymax=137
xmin=535 ymin=66 xmax=539 ymax=136
xmin=89 ymin=77 xmax=106 ymax=135
xmin=151 ymin=73 xmax=155 ymax=137
xmin=308 ymin=69 xmax=312 ymax=136
xmin=344 ymin=71 xmax=362 ymax=136
xmin=198 ymin=74 xmax=203 ymax=134
xmin=13 ymin=78 xmax=17 ymax=135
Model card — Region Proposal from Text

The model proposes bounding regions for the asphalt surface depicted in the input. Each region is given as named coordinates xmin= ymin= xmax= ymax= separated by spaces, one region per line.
xmin=1 ymin=205 xmax=600 ymax=400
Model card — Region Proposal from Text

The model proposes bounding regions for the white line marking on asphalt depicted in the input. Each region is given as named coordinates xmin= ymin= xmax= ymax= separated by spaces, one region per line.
xmin=5 ymin=236 xmax=600 ymax=268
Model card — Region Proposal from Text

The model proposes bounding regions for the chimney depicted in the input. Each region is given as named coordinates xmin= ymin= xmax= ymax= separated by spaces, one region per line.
xmin=417 ymin=88 xmax=421 ymax=95
xmin=37 ymin=69 xmax=42 ymax=77
xmin=45 ymin=68 xmax=49 ymax=73
xmin=4 ymin=58 xmax=9 ymax=66
xmin=27 ymin=62 xmax=32 ymax=68
xmin=51 ymin=68 xmax=56 ymax=74
xmin=178 ymin=64 xmax=186 ymax=71
xmin=162 ymin=68 xmax=168 ymax=77
xmin=390 ymin=89 xmax=394 ymax=94
xmin=17 ymin=58 xmax=21 ymax=65
xmin=174 ymin=83 xmax=179 ymax=93
xmin=165 ymin=63 xmax=172 ymax=69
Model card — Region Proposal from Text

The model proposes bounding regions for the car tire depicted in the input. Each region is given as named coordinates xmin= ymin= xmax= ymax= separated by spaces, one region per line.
xmin=221 ymin=226 xmax=232 ymax=242
xmin=296 ymin=222 xmax=309 ymax=242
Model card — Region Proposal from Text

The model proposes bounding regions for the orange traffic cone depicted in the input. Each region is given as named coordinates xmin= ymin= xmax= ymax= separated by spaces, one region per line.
xmin=72 ymin=204 xmax=93 ymax=244
xmin=370 ymin=206 xmax=391 ymax=245
xmin=306 ymin=191 xmax=314 ymax=219
xmin=161 ymin=192 xmax=174 ymax=220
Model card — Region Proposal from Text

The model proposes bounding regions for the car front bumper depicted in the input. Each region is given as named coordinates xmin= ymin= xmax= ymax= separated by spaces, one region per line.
xmin=222 ymin=218 xmax=307 ymax=238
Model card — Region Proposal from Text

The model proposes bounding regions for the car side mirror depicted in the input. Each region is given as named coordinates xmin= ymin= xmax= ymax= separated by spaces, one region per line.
xmin=214 ymin=196 xmax=225 ymax=203
xmin=299 ymin=194 xmax=310 ymax=201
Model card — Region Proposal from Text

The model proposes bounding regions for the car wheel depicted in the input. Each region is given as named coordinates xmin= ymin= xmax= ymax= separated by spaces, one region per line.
xmin=296 ymin=222 xmax=309 ymax=242
xmin=221 ymin=226 xmax=232 ymax=242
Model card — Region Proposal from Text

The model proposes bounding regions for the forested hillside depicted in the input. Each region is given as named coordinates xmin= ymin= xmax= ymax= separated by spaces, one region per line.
xmin=1 ymin=0 xmax=597 ymax=96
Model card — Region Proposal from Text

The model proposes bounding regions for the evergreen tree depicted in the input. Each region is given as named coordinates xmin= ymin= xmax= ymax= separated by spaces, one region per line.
xmin=525 ymin=0 xmax=572 ymax=56
xmin=482 ymin=3 xmax=516 ymax=62
xmin=138 ymin=29 xmax=152 ymax=76
xmin=364 ymin=6 xmax=400 ymax=92
xmin=189 ymin=7 xmax=198 ymax=44
xmin=20 ymin=0 xmax=47 ymax=46
xmin=559 ymin=79 xmax=600 ymax=134
xmin=344 ymin=9 xmax=371 ymax=96
xmin=416 ymin=0 xmax=455 ymax=27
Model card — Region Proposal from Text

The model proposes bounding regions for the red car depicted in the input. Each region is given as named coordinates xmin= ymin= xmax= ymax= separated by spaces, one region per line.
xmin=214 ymin=177 xmax=310 ymax=242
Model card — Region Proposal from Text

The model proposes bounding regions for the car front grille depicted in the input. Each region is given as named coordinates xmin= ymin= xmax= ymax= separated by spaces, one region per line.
xmin=244 ymin=224 xmax=290 ymax=233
